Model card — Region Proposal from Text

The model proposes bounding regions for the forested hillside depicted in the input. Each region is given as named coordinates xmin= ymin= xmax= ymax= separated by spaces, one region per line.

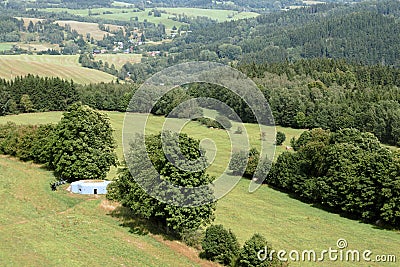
xmin=121 ymin=0 xmax=400 ymax=81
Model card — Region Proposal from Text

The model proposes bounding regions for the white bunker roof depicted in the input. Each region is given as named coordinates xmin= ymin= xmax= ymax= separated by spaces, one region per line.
xmin=70 ymin=180 xmax=112 ymax=194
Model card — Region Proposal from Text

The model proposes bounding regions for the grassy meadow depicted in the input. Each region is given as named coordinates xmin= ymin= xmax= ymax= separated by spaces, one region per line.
xmin=0 ymin=55 xmax=115 ymax=84
xmin=0 ymin=43 xmax=13 ymax=52
xmin=55 ymin=20 xmax=115 ymax=40
xmin=0 ymin=155 xmax=217 ymax=267
xmin=0 ymin=111 xmax=399 ymax=266
xmin=39 ymin=7 xmax=259 ymax=30
xmin=93 ymin=53 xmax=142 ymax=69
xmin=160 ymin=8 xmax=259 ymax=22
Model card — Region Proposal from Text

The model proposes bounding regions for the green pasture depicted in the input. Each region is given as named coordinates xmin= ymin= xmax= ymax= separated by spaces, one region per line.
xmin=0 ymin=111 xmax=399 ymax=266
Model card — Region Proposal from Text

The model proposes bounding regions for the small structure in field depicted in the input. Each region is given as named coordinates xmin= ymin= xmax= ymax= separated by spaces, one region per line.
xmin=70 ymin=180 xmax=112 ymax=195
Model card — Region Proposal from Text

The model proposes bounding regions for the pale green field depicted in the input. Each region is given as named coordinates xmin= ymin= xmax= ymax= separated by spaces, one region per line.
xmin=55 ymin=20 xmax=112 ymax=40
xmin=112 ymin=1 xmax=135 ymax=7
xmin=1 ymin=111 xmax=399 ymax=266
xmin=39 ymin=7 xmax=259 ymax=29
xmin=93 ymin=53 xmax=142 ymax=69
xmin=160 ymin=8 xmax=259 ymax=22
xmin=0 ymin=55 xmax=115 ymax=84
xmin=0 ymin=43 xmax=13 ymax=51
xmin=39 ymin=7 xmax=187 ymax=29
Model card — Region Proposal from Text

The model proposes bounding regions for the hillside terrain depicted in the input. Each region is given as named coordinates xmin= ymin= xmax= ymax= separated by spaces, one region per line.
xmin=0 ymin=111 xmax=399 ymax=266
xmin=0 ymin=0 xmax=400 ymax=266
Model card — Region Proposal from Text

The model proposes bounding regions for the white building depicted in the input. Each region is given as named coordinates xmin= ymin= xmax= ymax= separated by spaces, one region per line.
xmin=70 ymin=180 xmax=112 ymax=195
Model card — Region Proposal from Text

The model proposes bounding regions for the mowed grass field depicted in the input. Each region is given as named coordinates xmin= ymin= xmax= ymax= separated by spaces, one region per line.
xmin=0 ymin=55 xmax=115 ymax=84
xmin=0 ymin=155 xmax=217 ymax=267
xmin=93 ymin=53 xmax=142 ymax=69
xmin=0 ymin=43 xmax=13 ymax=52
xmin=39 ymin=7 xmax=187 ymax=30
xmin=1 ymin=111 xmax=399 ymax=266
xmin=55 ymin=20 xmax=117 ymax=40
xmin=39 ymin=7 xmax=259 ymax=30
xmin=161 ymin=8 xmax=259 ymax=22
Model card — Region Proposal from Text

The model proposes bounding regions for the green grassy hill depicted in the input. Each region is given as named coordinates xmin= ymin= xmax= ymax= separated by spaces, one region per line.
xmin=0 ymin=111 xmax=399 ymax=266
xmin=0 ymin=155 xmax=218 ymax=267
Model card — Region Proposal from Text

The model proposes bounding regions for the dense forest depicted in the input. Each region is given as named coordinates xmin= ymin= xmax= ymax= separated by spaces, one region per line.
xmin=119 ymin=0 xmax=400 ymax=81
xmin=0 ymin=75 xmax=136 ymax=115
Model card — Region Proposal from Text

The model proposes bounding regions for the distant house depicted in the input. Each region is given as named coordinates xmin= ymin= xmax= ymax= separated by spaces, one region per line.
xmin=70 ymin=180 xmax=112 ymax=195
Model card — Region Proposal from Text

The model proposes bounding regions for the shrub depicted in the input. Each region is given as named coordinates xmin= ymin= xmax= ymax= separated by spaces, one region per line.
xmin=229 ymin=150 xmax=247 ymax=175
xmin=276 ymin=131 xmax=286 ymax=146
xmin=237 ymin=233 xmax=281 ymax=267
xmin=201 ymin=225 xmax=240 ymax=266
xmin=216 ymin=115 xmax=232 ymax=129
xmin=235 ymin=126 xmax=243 ymax=134
xmin=229 ymin=148 xmax=261 ymax=178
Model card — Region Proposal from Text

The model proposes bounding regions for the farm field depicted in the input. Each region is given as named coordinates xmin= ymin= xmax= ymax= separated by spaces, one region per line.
xmin=160 ymin=8 xmax=259 ymax=22
xmin=0 ymin=111 xmax=300 ymax=175
xmin=93 ymin=53 xmax=142 ymax=69
xmin=15 ymin=17 xmax=45 ymax=27
xmin=17 ymin=42 xmax=60 ymax=52
xmin=55 ymin=20 xmax=116 ymax=40
xmin=39 ymin=7 xmax=259 ymax=29
xmin=39 ymin=7 xmax=187 ymax=30
xmin=0 ymin=55 xmax=115 ymax=84
xmin=0 ymin=111 xmax=399 ymax=266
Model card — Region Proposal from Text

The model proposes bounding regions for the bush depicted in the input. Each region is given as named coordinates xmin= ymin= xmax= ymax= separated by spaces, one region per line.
xmin=235 ymin=126 xmax=243 ymax=134
xmin=197 ymin=117 xmax=223 ymax=129
xmin=181 ymin=229 xmax=204 ymax=250
xmin=237 ymin=233 xmax=281 ymax=267
xmin=201 ymin=225 xmax=240 ymax=266
xmin=229 ymin=148 xmax=261 ymax=178
xmin=276 ymin=131 xmax=286 ymax=146
xmin=216 ymin=115 xmax=232 ymax=129
xmin=229 ymin=150 xmax=247 ymax=175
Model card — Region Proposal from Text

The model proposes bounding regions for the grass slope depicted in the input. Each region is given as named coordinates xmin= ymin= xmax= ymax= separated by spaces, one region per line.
xmin=0 ymin=156 xmax=216 ymax=267
xmin=0 ymin=55 xmax=115 ymax=84
xmin=0 ymin=111 xmax=399 ymax=266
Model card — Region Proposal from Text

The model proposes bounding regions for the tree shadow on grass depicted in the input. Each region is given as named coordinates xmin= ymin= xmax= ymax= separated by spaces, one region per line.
xmin=266 ymin=184 xmax=399 ymax=231
xmin=108 ymin=205 xmax=177 ymax=241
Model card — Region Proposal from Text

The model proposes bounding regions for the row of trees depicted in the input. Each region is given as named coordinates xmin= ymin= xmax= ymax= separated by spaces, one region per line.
xmin=201 ymin=224 xmax=282 ymax=266
xmin=0 ymin=75 xmax=138 ymax=115
xmin=268 ymin=128 xmax=400 ymax=227
xmin=0 ymin=104 xmax=117 ymax=182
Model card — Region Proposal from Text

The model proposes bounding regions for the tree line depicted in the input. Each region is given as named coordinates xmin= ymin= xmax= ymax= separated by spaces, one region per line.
xmin=0 ymin=75 xmax=137 ymax=115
